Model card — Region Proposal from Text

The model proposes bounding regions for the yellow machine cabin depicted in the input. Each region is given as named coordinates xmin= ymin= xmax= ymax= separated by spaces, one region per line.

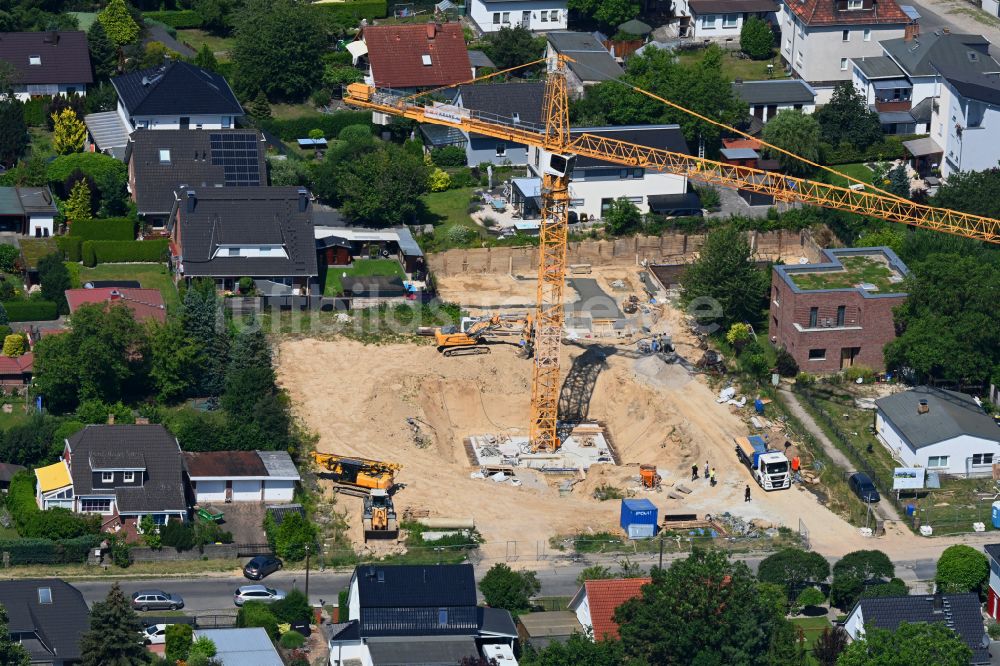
xmin=311 ymin=452 xmax=401 ymax=497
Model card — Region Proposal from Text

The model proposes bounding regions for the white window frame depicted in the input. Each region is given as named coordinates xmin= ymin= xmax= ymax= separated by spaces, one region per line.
xmin=795 ymin=50 xmax=803 ymax=68
xmin=101 ymin=472 xmax=113 ymax=483
xmin=840 ymin=58 xmax=849 ymax=71
xmin=972 ymin=453 xmax=994 ymax=466
xmin=540 ymin=10 xmax=548 ymax=21
xmin=842 ymin=29 xmax=850 ymax=41
xmin=847 ymin=0 xmax=862 ymax=8
xmin=927 ymin=456 xmax=950 ymax=468
xmin=550 ymin=9 xmax=559 ymax=21
xmin=722 ymin=13 xmax=739 ymax=28
xmin=29 ymin=56 xmax=41 ymax=66
xmin=124 ymin=471 xmax=135 ymax=483
xmin=808 ymin=348 xmax=826 ymax=361
xmin=701 ymin=14 xmax=717 ymax=28
xmin=863 ymin=28 xmax=871 ymax=41
xmin=496 ymin=143 xmax=506 ymax=157
xmin=501 ymin=11 xmax=510 ymax=23
xmin=81 ymin=498 xmax=113 ymax=513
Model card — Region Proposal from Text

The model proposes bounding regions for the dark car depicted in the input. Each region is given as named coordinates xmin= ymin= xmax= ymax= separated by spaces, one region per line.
xmin=849 ymin=472 xmax=881 ymax=503
xmin=131 ymin=590 xmax=184 ymax=611
xmin=243 ymin=555 xmax=282 ymax=580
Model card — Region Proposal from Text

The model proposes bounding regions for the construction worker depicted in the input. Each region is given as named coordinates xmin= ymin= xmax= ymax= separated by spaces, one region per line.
xmin=691 ymin=464 xmax=699 ymax=481
xmin=745 ymin=484 xmax=751 ymax=502
xmin=704 ymin=461 xmax=709 ymax=479
xmin=710 ymin=468 xmax=717 ymax=487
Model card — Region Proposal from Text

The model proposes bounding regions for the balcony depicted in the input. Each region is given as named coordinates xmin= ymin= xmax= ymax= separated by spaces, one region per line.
xmin=875 ymin=99 xmax=912 ymax=112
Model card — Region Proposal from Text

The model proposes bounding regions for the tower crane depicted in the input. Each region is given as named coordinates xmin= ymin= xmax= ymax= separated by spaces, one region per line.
xmin=343 ymin=55 xmax=1000 ymax=454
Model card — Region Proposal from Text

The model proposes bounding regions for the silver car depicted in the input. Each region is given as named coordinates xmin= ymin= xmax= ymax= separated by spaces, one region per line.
xmin=131 ymin=590 xmax=184 ymax=611
xmin=233 ymin=584 xmax=286 ymax=606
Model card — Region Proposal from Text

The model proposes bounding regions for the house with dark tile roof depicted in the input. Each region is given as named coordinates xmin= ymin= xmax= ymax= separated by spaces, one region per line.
xmin=0 ymin=578 xmax=90 ymax=665
xmin=930 ymin=59 xmax=1000 ymax=177
xmin=545 ymin=32 xmax=624 ymax=96
xmin=0 ymin=461 xmax=25 ymax=491
xmin=874 ymin=386 xmax=1000 ymax=477
xmin=170 ymin=186 xmax=319 ymax=294
xmin=852 ymin=31 xmax=999 ymax=135
xmin=124 ymin=129 xmax=267 ymax=226
xmin=731 ymin=79 xmax=817 ymax=123
xmin=844 ymin=592 xmax=989 ymax=664
xmin=0 ymin=31 xmax=92 ymax=102
xmin=778 ymin=0 xmax=915 ymax=102
xmin=0 ymin=186 xmax=58 ymax=236
xmin=34 ymin=424 xmax=188 ymax=540
xmin=184 ymin=450 xmax=300 ymax=503
xmin=358 ymin=23 xmax=472 ymax=93
xmin=569 ymin=577 xmax=650 ymax=641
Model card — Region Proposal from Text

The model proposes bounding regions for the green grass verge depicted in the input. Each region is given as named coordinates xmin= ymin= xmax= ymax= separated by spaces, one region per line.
xmin=790 ymin=615 xmax=832 ymax=665
xmin=791 ymin=255 xmax=897 ymax=292
xmin=822 ymin=162 xmax=874 ymax=188
xmin=19 ymin=238 xmax=59 ymax=270
xmin=675 ymin=48 xmax=788 ymax=82
xmin=75 ymin=263 xmax=179 ymax=310
xmin=0 ymin=399 xmax=30 ymax=430
xmin=323 ymin=258 xmax=406 ymax=296
xmin=269 ymin=103 xmax=322 ymax=121
xmin=176 ymin=29 xmax=236 ymax=61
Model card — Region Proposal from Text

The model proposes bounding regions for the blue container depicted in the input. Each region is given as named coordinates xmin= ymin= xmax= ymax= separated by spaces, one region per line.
xmin=906 ymin=504 xmax=916 ymax=517
xmin=620 ymin=499 xmax=658 ymax=540
xmin=992 ymin=502 xmax=1000 ymax=529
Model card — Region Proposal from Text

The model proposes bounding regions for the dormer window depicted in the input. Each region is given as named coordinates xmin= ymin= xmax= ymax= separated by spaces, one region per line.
xmin=102 ymin=472 xmax=113 ymax=483
xmin=29 ymin=55 xmax=41 ymax=66
xmin=422 ymin=54 xmax=432 ymax=66
xmin=124 ymin=471 xmax=135 ymax=483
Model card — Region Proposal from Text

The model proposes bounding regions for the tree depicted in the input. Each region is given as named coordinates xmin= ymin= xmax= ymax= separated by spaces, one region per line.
xmin=138 ymin=41 xmax=180 ymax=69
xmin=232 ymin=0 xmax=327 ymax=101
xmin=0 ymin=303 xmax=7 ymax=326
xmin=37 ymin=252 xmax=72 ymax=314
xmin=328 ymin=143 xmax=429 ymax=225
xmin=248 ymin=90 xmax=272 ymax=123
xmin=725 ymin=322 xmax=753 ymax=349
xmin=236 ymin=602 xmax=279 ymax=639
xmin=87 ymin=20 xmax=117 ymax=80
xmin=757 ymin=548 xmax=831 ymax=601
xmin=762 ymin=110 xmax=821 ymax=176
xmin=932 ymin=166 xmax=1000 ymax=218
xmin=194 ymin=44 xmax=219 ymax=72
xmin=0 ymin=97 xmax=28 ymax=167
xmin=814 ymin=82 xmax=882 ymax=149
xmin=681 ymin=226 xmax=769 ymax=331
xmin=264 ymin=510 xmax=316 ymax=561
xmin=98 ymin=0 xmax=139 ymax=70
xmin=194 ymin=0 xmax=234 ymax=35
xmin=830 ymin=549 xmax=894 ymax=610
xmin=861 ymin=577 xmax=908 ymax=599
xmin=935 ymin=545 xmax=989 ymax=596
xmin=2 ymin=333 xmax=26 ymax=357
xmin=52 ymin=107 xmax=86 ymax=155
xmin=813 ymin=626 xmax=848 ymax=666
xmin=576 ymin=564 xmax=615 ymax=586
xmin=150 ymin=318 xmax=200 ymax=403
xmin=795 ymin=586 xmax=826 ymax=612
xmin=182 ymin=282 xmax=228 ymax=396
xmin=188 ymin=636 xmax=218 ymax=663
xmin=614 ymin=549 xmax=793 ymax=664
xmin=888 ymin=164 xmax=910 ymax=198
xmin=270 ymin=588 xmax=312 ymax=623
xmin=139 ymin=515 xmax=161 ymax=549
xmin=483 ymin=26 xmax=547 ymax=72
xmin=836 ymin=621 xmax=972 ymax=666
xmin=79 ymin=583 xmax=148 ymax=666
xmin=64 ymin=178 xmax=94 ymax=223
xmin=479 ymin=564 xmax=541 ymax=615
xmin=569 ymin=0 xmax=640 ymax=27
xmin=740 ymin=16 xmax=774 ymax=59
xmin=603 ymin=197 xmax=642 ymax=236
xmin=0 ymin=604 xmax=30 ymax=666
xmin=520 ymin=632 xmax=629 ymax=666
xmin=164 ymin=624 xmax=193 ymax=663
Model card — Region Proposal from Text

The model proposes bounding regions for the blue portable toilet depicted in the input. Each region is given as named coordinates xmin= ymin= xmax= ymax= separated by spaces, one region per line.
xmin=992 ymin=502 xmax=1000 ymax=529
xmin=754 ymin=398 xmax=765 ymax=414
xmin=620 ymin=499 xmax=658 ymax=540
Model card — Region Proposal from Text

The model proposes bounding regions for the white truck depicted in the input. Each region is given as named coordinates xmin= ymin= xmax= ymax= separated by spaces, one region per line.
xmin=735 ymin=435 xmax=790 ymax=490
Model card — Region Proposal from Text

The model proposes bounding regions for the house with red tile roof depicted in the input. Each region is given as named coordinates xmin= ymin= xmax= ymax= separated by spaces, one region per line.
xmin=65 ymin=287 xmax=167 ymax=324
xmin=568 ymin=577 xmax=651 ymax=641
xmin=778 ymin=0 xmax=915 ymax=102
xmin=0 ymin=352 xmax=32 ymax=386
xmin=357 ymin=23 xmax=472 ymax=93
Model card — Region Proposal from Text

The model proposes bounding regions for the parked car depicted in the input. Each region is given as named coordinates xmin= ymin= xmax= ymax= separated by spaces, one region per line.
xmin=131 ymin=590 xmax=184 ymax=611
xmin=849 ymin=472 xmax=881 ymax=503
xmin=243 ymin=555 xmax=282 ymax=580
xmin=142 ymin=624 xmax=168 ymax=645
xmin=233 ymin=585 xmax=286 ymax=606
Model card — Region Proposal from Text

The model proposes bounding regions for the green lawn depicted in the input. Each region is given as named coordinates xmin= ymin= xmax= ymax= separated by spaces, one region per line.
xmin=176 ymin=29 xmax=236 ymax=61
xmin=68 ymin=11 xmax=97 ymax=30
xmin=75 ymin=263 xmax=179 ymax=310
xmin=791 ymin=255 xmax=898 ymax=292
xmin=19 ymin=238 xmax=58 ymax=270
xmin=823 ymin=162 xmax=874 ymax=188
xmin=323 ymin=258 xmax=406 ymax=296
xmin=270 ymin=103 xmax=322 ymax=121
xmin=790 ymin=615 xmax=832 ymax=665
xmin=675 ymin=48 xmax=788 ymax=82
xmin=0 ymin=399 xmax=30 ymax=430
xmin=417 ymin=187 xmax=485 ymax=251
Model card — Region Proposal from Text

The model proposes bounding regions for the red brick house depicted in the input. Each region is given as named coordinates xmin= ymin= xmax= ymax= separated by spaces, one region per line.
xmin=770 ymin=247 xmax=909 ymax=373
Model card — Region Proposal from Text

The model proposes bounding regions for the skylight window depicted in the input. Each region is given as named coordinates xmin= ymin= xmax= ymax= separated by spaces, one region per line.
xmin=29 ymin=55 xmax=41 ymax=66
xmin=38 ymin=588 xmax=52 ymax=604
xmin=159 ymin=149 xmax=171 ymax=163
xmin=422 ymin=54 xmax=432 ymax=66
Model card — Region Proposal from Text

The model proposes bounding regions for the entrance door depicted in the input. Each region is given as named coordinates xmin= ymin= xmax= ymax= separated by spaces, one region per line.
xmin=840 ymin=347 xmax=860 ymax=369
xmin=521 ymin=10 xmax=530 ymax=25
xmin=180 ymin=117 xmax=190 ymax=129
xmin=766 ymin=105 xmax=778 ymax=120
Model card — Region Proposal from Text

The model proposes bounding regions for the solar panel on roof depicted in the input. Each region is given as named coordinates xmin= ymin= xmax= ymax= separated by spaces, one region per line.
xmin=209 ymin=132 xmax=262 ymax=186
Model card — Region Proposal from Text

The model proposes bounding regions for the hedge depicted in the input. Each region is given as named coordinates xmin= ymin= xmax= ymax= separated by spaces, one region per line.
xmin=22 ymin=98 xmax=48 ymax=127
xmin=1 ymin=300 xmax=59 ymax=321
xmin=0 ymin=536 xmax=102 ymax=565
xmin=82 ymin=239 xmax=170 ymax=267
xmin=56 ymin=235 xmax=83 ymax=262
xmin=820 ymin=135 xmax=918 ymax=165
xmin=70 ymin=217 xmax=137 ymax=242
xmin=313 ymin=0 xmax=387 ymax=23
xmin=47 ymin=153 xmax=128 ymax=197
xmin=258 ymin=111 xmax=373 ymax=142
xmin=142 ymin=10 xmax=203 ymax=29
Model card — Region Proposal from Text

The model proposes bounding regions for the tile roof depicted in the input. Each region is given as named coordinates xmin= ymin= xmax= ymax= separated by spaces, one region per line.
xmin=184 ymin=451 xmax=268 ymax=477
xmin=731 ymin=79 xmax=817 ymax=105
xmin=986 ymin=543 xmax=1000 ymax=562
xmin=112 ymin=61 xmax=243 ymax=117
xmin=0 ymin=579 xmax=90 ymax=663
xmin=0 ymin=31 xmax=92 ymax=85
xmin=467 ymin=50 xmax=495 ymax=68
xmin=354 ymin=564 xmax=479 ymax=637
xmin=0 ymin=461 xmax=25 ymax=483
xmin=458 ymin=81 xmax=545 ymax=126
xmin=66 ymin=424 xmax=186 ymax=513
xmin=362 ymin=22 xmax=471 ymax=89
xmin=578 ymin=577 xmax=650 ymax=640
xmin=876 ymin=386 xmax=1000 ymax=449
xmin=366 ymin=636 xmax=480 ymax=664
xmin=65 ymin=287 xmax=167 ymax=324
xmin=0 ymin=187 xmax=57 ymax=216
xmin=882 ymin=32 xmax=999 ymax=78
xmin=855 ymin=55 xmax=906 ymax=79
xmin=936 ymin=63 xmax=1000 ymax=105
xmin=478 ymin=607 xmax=518 ymax=637
xmin=689 ymin=0 xmax=778 ymax=13
xmin=783 ymin=0 xmax=911 ymax=26
xmin=126 ymin=129 xmax=267 ymax=215
xmin=176 ymin=186 xmax=318 ymax=279
xmin=547 ymin=32 xmax=624 ymax=82
xmin=854 ymin=593 xmax=989 ymax=663
xmin=0 ymin=352 xmax=33 ymax=376
xmin=573 ymin=125 xmax=691 ymax=167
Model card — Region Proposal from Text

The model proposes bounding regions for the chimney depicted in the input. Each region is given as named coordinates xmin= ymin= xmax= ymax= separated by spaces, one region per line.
xmin=297 ymin=188 xmax=309 ymax=213
xmin=186 ymin=189 xmax=197 ymax=213
xmin=904 ymin=23 xmax=919 ymax=41
xmin=107 ymin=413 xmax=115 ymax=425
xmin=427 ymin=23 xmax=437 ymax=39
xmin=942 ymin=27 xmax=950 ymax=34
xmin=109 ymin=289 xmax=122 ymax=301
xmin=135 ymin=416 xmax=150 ymax=425
xmin=917 ymin=398 xmax=929 ymax=415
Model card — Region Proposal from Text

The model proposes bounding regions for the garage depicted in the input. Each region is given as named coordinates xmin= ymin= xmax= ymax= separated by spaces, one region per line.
xmin=232 ymin=480 xmax=262 ymax=502
xmin=194 ymin=479 xmax=226 ymax=503
xmin=263 ymin=480 xmax=295 ymax=502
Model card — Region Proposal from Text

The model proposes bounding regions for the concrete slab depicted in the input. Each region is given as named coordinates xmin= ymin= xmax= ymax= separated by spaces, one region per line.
xmin=469 ymin=424 xmax=615 ymax=472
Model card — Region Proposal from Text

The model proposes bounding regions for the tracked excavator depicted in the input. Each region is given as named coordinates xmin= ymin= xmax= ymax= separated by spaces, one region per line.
xmin=310 ymin=452 xmax=401 ymax=497
xmin=434 ymin=313 xmax=534 ymax=357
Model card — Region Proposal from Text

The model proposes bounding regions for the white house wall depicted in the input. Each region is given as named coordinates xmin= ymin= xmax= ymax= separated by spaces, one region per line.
xmin=750 ymin=101 xmax=816 ymax=123
xmin=875 ymin=411 xmax=1000 ymax=476
xmin=348 ymin=576 xmax=361 ymax=621
xmin=329 ymin=640 xmax=370 ymax=666
xmin=263 ymin=479 xmax=295 ymax=502
xmin=28 ymin=214 xmax=54 ymax=237
xmin=193 ymin=480 xmax=226 ymax=503
xmin=469 ymin=0 xmax=567 ymax=33
xmin=843 ymin=606 xmax=865 ymax=639
xmin=937 ymin=78 xmax=1000 ymax=177
xmin=571 ymin=596 xmax=593 ymax=632
xmin=232 ymin=479 xmax=262 ymax=501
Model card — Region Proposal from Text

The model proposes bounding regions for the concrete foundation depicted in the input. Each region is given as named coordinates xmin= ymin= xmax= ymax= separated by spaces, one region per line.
xmin=468 ymin=424 xmax=615 ymax=472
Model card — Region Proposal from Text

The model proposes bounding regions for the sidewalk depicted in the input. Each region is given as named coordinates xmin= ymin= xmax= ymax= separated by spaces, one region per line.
xmin=777 ymin=386 xmax=902 ymax=523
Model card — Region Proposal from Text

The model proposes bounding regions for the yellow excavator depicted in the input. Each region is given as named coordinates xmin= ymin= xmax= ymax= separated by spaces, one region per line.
xmin=363 ymin=489 xmax=399 ymax=542
xmin=311 ymin=452 xmax=401 ymax=498
xmin=434 ymin=313 xmax=534 ymax=357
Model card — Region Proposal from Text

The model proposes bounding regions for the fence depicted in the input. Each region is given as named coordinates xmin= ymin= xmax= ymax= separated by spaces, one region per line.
xmin=131 ymin=543 xmax=239 ymax=562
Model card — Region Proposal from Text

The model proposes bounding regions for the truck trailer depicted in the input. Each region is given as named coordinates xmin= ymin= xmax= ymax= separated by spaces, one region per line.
xmin=735 ymin=435 xmax=790 ymax=490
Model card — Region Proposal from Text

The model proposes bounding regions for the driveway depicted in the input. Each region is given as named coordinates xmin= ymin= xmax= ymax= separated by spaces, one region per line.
xmin=201 ymin=503 xmax=268 ymax=545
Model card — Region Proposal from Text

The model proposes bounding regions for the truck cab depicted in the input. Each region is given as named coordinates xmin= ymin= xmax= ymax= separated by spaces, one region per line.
xmin=755 ymin=452 xmax=790 ymax=490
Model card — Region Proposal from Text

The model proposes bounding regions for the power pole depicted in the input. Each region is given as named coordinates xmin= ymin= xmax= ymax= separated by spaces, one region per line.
xmin=658 ymin=536 xmax=664 ymax=570
xmin=305 ymin=543 xmax=311 ymax=600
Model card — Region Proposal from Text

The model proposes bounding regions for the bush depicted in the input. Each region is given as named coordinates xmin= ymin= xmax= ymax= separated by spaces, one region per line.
xmin=795 ymin=372 xmax=815 ymax=387
xmin=46 ymin=153 xmax=127 ymax=198
xmin=69 ymin=217 xmax=136 ymax=241
xmin=428 ymin=168 xmax=451 ymax=192
xmin=936 ymin=544 xmax=989 ymax=596
xmin=843 ymin=365 xmax=874 ymax=383
xmin=142 ymin=10 xmax=203 ymax=28
xmin=81 ymin=239 xmax=169 ymax=266
xmin=695 ymin=185 xmax=721 ymax=210
xmin=312 ymin=0 xmax=387 ymax=24
xmin=1 ymin=300 xmax=58 ymax=321
xmin=430 ymin=146 xmax=467 ymax=167
xmin=775 ymin=348 xmax=799 ymax=377
xmin=3 ymin=333 xmax=27 ymax=357
xmin=740 ymin=16 xmax=774 ymax=59
xmin=55 ymin=236 xmax=83 ymax=262
xmin=164 ymin=624 xmax=193 ymax=662
xmin=819 ymin=136 xmax=913 ymax=165
xmin=264 ymin=511 xmax=316 ymax=561
xmin=796 ymin=586 xmax=826 ymax=610
xmin=271 ymin=589 xmax=312 ymax=624
xmin=988 ymin=622 xmax=1000 ymax=641
xmin=0 ymin=535 xmax=102 ymax=564
xmin=0 ymin=244 xmax=18 ymax=273
xmin=161 ymin=518 xmax=196 ymax=551
xmin=237 ymin=602 xmax=279 ymax=639
xmin=257 ymin=111 xmax=372 ymax=141
xmin=22 ymin=98 xmax=48 ymax=127
xmin=279 ymin=630 xmax=306 ymax=649
xmin=6 ymin=472 xmax=100 ymax=540
xmin=338 ymin=589 xmax=348 ymax=623
xmin=311 ymin=89 xmax=332 ymax=108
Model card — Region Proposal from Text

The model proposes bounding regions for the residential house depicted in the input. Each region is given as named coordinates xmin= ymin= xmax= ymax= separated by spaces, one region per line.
xmin=468 ymin=0 xmax=567 ymax=33
xmin=568 ymin=577 xmax=651 ymax=641
xmin=184 ymin=450 xmax=300 ymax=503
xmin=930 ymin=61 xmax=1000 ymax=177
xmin=873 ymin=386 xmax=1000 ymax=477
xmin=468 ymin=50 xmax=496 ymax=77
xmin=169 ymin=186 xmax=319 ymax=295
xmin=314 ymin=225 xmax=426 ymax=276
xmin=852 ymin=31 xmax=999 ymax=134
xmin=0 ymin=31 xmax=92 ymax=102
xmin=0 ymin=461 xmax=25 ymax=491
xmin=0 ymin=579 xmax=90 ymax=665
xmin=517 ymin=611 xmax=584 ymax=650
xmin=65 ymin=287 xmax=167 ymax=324
xmin=984 ymin=543 xmax=1000 ymax=620
xmin=525 ymin=125 xmax=692 ymax=220
xmin=0 ymin=187 xmax=58 ymax=236
xmin=124 ymin=129 xmax=267 ymax=227
xmin=456 ymin=81 xmax=545 ymax=166
xmin=844 ymin=593 xmax=989 ymax=664
xmin=546 ymin=32 xmax=624 ymax=97
xmin=732 ymin=79 xmax=817 ymax=123
xmin=984 ymin=0 xmax=1000 ymax=20
xmin=194 ymin=628 xmax=282 ymax=666
xmin=770 ymin=247 xmax=908 ymax=373
xmin=34 ymin=424 xmax=188 ymax=537
xmin=357 ymin=23 xmax=471 ymax=97
xmin=779 ymin=0 xmax=914 ymax=103
xmin=86 ymin=61 xmax=243 ymax=158
xmin=329 ymin=564 xmax=517 ymax=666
xmin=0 ymin=353 xmax=33 ymax=386
xmin=674 ymin=0 xmax=778 ymax=42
